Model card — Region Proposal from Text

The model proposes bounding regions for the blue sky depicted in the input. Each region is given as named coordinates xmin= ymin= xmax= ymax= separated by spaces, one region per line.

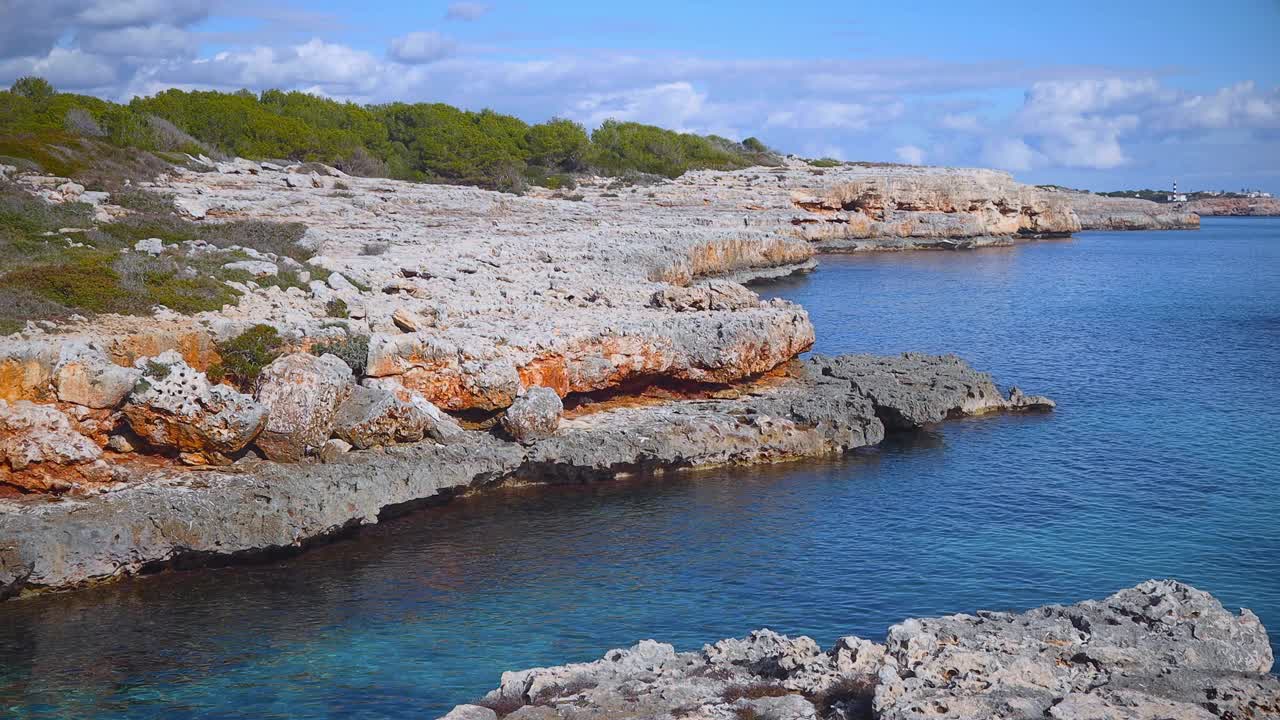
xmin=3 ymin=0 xmax=1278 ymax=191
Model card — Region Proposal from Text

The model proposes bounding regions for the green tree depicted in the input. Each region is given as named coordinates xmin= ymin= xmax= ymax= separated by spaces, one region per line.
xmin=10 ymin=77 xmax=54 ymax=103
xmin=527 ymin=118 xmax=589 ymax=171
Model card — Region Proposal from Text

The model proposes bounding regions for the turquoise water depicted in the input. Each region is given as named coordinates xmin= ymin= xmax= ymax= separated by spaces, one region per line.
xmin=1 ymin=218 xmax=1278 ymax=718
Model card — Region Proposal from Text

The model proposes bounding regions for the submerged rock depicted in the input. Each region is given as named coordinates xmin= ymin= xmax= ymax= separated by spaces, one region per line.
xmin=456 ymin=581 xmax=1276 ymax=720
xmin=122 ymin=351 xmax=267 ymax=465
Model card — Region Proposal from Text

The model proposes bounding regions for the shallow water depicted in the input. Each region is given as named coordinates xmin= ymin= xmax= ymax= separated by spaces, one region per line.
xmin=2 ymin=218 xmax=1278 ymax=718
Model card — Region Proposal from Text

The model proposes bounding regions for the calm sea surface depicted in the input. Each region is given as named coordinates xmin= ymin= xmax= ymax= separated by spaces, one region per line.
xmin=2 ymin=218 xmax=1278 ymax=718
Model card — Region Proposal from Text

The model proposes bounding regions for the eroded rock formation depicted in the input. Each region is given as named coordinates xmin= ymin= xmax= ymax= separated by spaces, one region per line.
xmin=1179 ymin=197 xmax=1280 ymax=216
xmin=0 ymin=353 xmax=1050 ymax=596
xmin=456 ymin=580 xmax=1276 ymax=720
xmin=1065 ymin=192 xmax=1201 ymax=231
xmin=122 ymin=351 xmax=267 ymax=466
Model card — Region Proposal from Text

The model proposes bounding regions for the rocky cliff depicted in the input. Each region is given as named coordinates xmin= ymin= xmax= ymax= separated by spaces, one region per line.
xmin=1064 ymin=191 xmax=1201 ymax=231
xmin=1179 ymin=197 xmax=1280 ymax=216
xmin=0 ymin=353 xmax=1050 ymax=597
xmin=448 ymin=580 xmax=1277 ymax=720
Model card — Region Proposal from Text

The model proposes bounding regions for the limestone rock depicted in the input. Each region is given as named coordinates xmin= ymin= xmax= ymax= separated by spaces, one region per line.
xmin=253 ymin=352 xmax=353 ymax=461
xmin=0 ymin=399 xmax=103 ymax=491
xmin=133 ymin=238 xmax=164 ymax=256
xmin=1066 ymin=192 xmax=1201 ymax=230
xmin=0 ymin=341 xmax=59 ymax=403
xmin=318 ymin=438 xmax=352 ymax=463
xmin=222 ymin=260 xmax=279 ymax=278
xmin=53 ymin=342 xmax=142 ymax=409
xmin=438 ymin=705 xmax=497 ymax=720
xmin=391 ymin=307 xmax=419 ymax=332
xmin=333 ymin=383 xmax=429 ymax=449
xmin=650 ymin=279 xmax=760 ymax=312
xmin=809 ymin=353 xmax=1052 ymax=430
xmin=123 ymin=351 xmax=267 ymax=465
xmin=327 ymin=272 xmax=356 ymax=292
xmin=173 ymin=195 xmax=210 ymax=219
xmin=502 ymin=387 xmax=562 ymax=444
xmin=459 ymin=581 xmax=1277 ymax=720
xmin=361 ymin=377 xmax=465 ymax=443
xmin=874 ymin=579 xmax=1276 ymax=720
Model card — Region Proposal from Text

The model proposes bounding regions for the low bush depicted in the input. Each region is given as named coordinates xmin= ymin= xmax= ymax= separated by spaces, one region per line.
xmin=311 ymin=333 xmax=369 ymax=376
xmin=207 ymin=324 xmax=283 ymax=388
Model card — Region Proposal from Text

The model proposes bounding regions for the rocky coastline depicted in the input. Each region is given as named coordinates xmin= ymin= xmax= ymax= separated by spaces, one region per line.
xmin=0 ymin=157 xmax=1201 ymax=598
xmin=1178 ymin=197 xmax=1280 ymax=217
xmin=446 ymin=580 xmax=1277 ymax=720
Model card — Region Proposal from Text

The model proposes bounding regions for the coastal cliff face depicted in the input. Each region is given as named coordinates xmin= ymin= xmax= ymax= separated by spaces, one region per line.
xmin=1064 ymin=191 xmax=1201 ymax=231
xmin=451 ymin=581 xmax=1277 ymax=720
xmin=1179 ymin=197 xmax=1280 ymax=216
xmin=786 ymin=166 xmax=1081 ymax=249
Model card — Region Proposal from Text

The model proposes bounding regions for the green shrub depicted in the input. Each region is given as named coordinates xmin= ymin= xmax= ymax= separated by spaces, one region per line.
xmin=806 ymin=157 xmax=842 ymax=168
xmin=325 ymin=298 xmax=349 ymax=318
xmin=208 ymin=324 xmax=283 ymax=388
xmin=311 ymin=333 xmax=369 ymax=376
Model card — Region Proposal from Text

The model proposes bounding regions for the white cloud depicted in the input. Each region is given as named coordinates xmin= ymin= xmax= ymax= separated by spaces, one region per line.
xmin=895 ymin=144 xmax=925 ymax=165
xmin=79 ymin=24 xmax=195 ymax=58
xmin=388 ymin=32 xmax=456 ymax=65
xmin=980 ymin=137 xmax=1043 ymax=172
xmin=76 ymin=0 xmax=214 ymax=28
xmin=566 ymin=82 xmax=736 ymax=135
xmin=766 ymin=101 xmax=901 ymax=131
xmin=0 ymin=47 xmax=119 ymax=91
xmin=939 ymin=113 xmax=982 ymax=132
xmin=445 ymin=2 xmax=491 ymax=21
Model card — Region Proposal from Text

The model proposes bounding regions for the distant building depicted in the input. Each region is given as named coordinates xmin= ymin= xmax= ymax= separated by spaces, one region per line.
xmin=1244 ymin=189 xmax=1273 ymax=199
xmin=1167 ymin=181 xmax=1186 ymax=203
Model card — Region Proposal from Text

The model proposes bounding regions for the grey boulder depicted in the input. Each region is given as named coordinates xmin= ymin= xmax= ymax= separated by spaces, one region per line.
xmin=502 ymin=387 xmax=563 ymax=444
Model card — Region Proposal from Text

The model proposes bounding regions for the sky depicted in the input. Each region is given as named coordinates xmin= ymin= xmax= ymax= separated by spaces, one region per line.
xmin=2 ymin=0 xmax=1278 ymax=192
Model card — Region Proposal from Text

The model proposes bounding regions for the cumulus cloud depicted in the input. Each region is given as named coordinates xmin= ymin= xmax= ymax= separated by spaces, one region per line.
xmin=148 ymin=39 xmax=384 ymax=96
xmin=445 ymin=2 xmax=491 ymax=21
xmin=388 ymin=31 xmax=456 ymax=64
xmin=76 ymin=0 xmax=214 ymax=28
xmin=970 ymin=77 xmax=1280 ymax=171
xmin=766 ymin=101 xmax=901 ymax=131
xmin=565 ymin=82 xmax=743 ymax=136
xmin=79 ymin=24 xmax=195 ymax=58
xmin=939 ymin=113 xmax=982 ymax=132
xmin=895 ymin=145 xmax=925 ymax=165
xmin=980 ymin=137 xmax=1043 ymax=172
xmin=0 ymin=47 xmax=119 ymax=91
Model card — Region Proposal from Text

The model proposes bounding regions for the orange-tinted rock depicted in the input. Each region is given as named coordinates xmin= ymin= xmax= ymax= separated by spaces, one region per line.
xmin=0 ymin=399 xmax=105 ymax=492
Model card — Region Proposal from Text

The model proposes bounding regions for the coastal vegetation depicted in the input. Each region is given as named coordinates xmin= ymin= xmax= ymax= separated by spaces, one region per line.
xmin=0 ymin=181 xmax=312 ymax=334
xmin=1 ymin=77 xmax=781 ymax=193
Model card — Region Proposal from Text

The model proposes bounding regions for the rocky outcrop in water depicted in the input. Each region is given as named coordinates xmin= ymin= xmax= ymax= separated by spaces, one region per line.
xmin=452 ymin=580 xmax=1276 ymax=720
xmin=0 ymin=353 xmax=1050 ymax=597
